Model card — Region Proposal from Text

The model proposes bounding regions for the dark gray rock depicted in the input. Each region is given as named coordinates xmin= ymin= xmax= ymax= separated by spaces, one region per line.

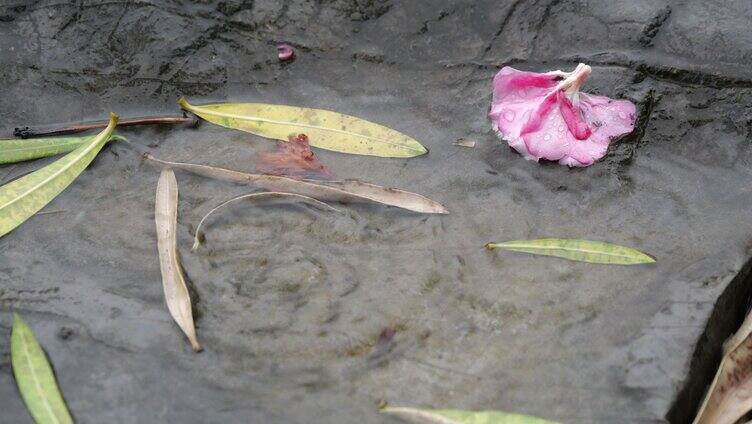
xmin=1 ymin=1 xmax=751 ymax=423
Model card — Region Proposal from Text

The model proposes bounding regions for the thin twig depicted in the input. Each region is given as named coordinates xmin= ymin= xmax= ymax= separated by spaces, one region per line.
xmin=13 ymin=114 xmax=199 ymax=138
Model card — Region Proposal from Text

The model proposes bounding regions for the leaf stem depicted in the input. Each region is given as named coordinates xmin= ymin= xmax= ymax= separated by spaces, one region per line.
xmin=13 ymin=114 xmax=199 ymax=138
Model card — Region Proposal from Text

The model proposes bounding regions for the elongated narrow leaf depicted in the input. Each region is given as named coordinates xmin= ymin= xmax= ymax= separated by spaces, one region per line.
xmin=155 ymin=168 xmax=201 ymax=352
xmin=693 ymin=304 xmax=752 ymax=423
xmin=0 ymin=113 xmax=118 ymax=238
xmin=11 ymin=313 xmax=74 ymax=424
xmin=178 ymin=97 xmax=427 ymax=158
xmin=381 ymin=406 xmax=558 ymax=424
xmin=485 ymin=239 xmax=655 ymax=265
xmin=0 ymin=135 xmax=124 ymax=165
xmin=193 ymin=191 xmax=340 ymax=250
xmin=0 ymin=137 xmax=88 ymax=165
xmin=144 ymin=154 xmax=448 ymax=214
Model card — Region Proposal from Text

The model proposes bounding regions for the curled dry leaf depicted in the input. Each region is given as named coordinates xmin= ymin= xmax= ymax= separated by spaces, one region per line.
xmin=381 ymin=406 xmax=559 ymax=424
xmin=486 ymin=239 xmax=655 ymax=265
xmin=144 ymin=154 xmax=448 ymax=214
xmin=0 ymin=113 xmax=118 ymax=238
xmin=178 ymin=97 xmax=427 ymax=158
xmin=11 ymin=313 xmax=74 ymax=424
xmin=192 ymin=191 xmax=339 ymax=250
xmin=155 ymin=168 xmax=202 ymax=352
xmin=693 ymin=308 xmax=752 ymax=423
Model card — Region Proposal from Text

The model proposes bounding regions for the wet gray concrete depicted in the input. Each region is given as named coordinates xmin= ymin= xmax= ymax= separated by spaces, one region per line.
xmin=1 ymin=1 xmax=752 ymax=423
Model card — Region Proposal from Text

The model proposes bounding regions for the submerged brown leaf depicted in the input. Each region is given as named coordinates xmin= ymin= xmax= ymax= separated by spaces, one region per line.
xmin=693 ymin=308 xmax=752 ymax=424
xmin=144 ymin=154 xmax=448 ymax=214
xmin=193 ymin=191 xmax=340 ymax=250
xmin=155 ymin=168 xmax=201 ymax=352
xmin=256 ymin=134 xmax=331 ymax=179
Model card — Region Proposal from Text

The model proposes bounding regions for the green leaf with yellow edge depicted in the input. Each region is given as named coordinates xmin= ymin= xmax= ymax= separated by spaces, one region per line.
xmin=0 ymin=135 xmax=124 ymax=165
xmin=0 ymin=113 xmax=118 ymax=238
xmin=381 ymin=406 xmax=559 ymax=424
xmin=485 ymin=238 xmax=655 ymax=265
xmin=11 ymin=313 xmax=74 ymax=424
xmin=178 ymin=97 xmax=427 ymax=158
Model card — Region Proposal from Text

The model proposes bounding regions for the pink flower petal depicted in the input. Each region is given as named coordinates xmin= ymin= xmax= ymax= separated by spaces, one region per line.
xmin=489 ymin=64 xmax=636 ymax=167
xmin=557 ymin=91 xmax=592 ymax=140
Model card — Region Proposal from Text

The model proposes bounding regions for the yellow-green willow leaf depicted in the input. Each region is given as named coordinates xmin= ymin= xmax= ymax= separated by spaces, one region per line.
xmin=0 ymin=113 xmax=118 ymax=238
xmin=485 ymin=239 xmax=655 ymax=265
xmin=11 ymin=313 xmax=74 ymax=424
xmin=0 ymin=135 xmax=123 ymax=165
xmin=381 ymin=406 xmax=559 ymax=424
xmin=178 ymin=97 xmax=427 ymax=158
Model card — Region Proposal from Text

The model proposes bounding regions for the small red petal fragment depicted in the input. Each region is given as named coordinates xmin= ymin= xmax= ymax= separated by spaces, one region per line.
xmin=255 ymin=134 xmax=331 ymax=180
xmin=277 ymin=44 xmax=295 ymax=61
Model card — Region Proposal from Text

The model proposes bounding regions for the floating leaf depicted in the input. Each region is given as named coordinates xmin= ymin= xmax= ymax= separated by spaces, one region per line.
xmin=144 ymin=154 xmax=448 ymax=214
xmin=0 ymin=135 xmax=124 ymax=165
xmin=193 ymin=191 xmax=340 ymax=250
xmin=693 ymin=306 xmax=752 ymax=423
xmin=11 ymin=313 xmax=74 ymax=424
xmin=155 ymin=168 xmax=201 ymax=352
xmin=178 ymin=97 xmax=427 ymax=158
xmin=0 ymin=113 xmax=118 ymax=238
xmin=485 ymin=239 xmax=655 ymax=265
xmin=381 ymin=406 xmax=559 ymax=424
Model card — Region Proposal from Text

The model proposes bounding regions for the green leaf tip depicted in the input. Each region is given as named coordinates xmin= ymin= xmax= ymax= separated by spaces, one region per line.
xmin=177 ymin=96 xmax=190 ymax=110
xmin=486 ymin=238 xmax=656 ymax=265
xmin=11 ymin=313 xmax=74 ymax=424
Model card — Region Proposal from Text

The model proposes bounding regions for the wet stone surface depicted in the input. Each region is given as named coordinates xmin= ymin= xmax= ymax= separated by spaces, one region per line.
xmin=1 ymin=1 xmax=752 ymax=423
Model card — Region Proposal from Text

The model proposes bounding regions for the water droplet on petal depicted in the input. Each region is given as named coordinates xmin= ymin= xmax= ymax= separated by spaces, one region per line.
xmin=544 ymin=134 xmax=551 ymax=141
xmin=504 ymin=111 xmax=515 ymax=121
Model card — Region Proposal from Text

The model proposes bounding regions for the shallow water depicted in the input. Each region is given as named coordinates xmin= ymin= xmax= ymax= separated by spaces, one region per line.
xmin=1 ymin=1 xmax=752 ymax=423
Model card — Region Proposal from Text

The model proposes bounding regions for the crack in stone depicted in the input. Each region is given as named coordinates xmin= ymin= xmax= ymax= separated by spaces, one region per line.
xmin=579 ymin=57 xmax=752 ymax=89
xmin=639 ymin=6 xmax=672 ymax=47
xmin=667 ymin=255 xmax=752 ymax=423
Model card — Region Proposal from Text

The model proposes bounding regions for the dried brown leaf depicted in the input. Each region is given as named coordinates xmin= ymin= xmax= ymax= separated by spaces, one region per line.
xmin=144 ymin=154 xmax=448 ymax=214
xmin=693 ymin=310 xmax=752 ymax=423
xmin=155 ymin=168 xmax=201 ymax=352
